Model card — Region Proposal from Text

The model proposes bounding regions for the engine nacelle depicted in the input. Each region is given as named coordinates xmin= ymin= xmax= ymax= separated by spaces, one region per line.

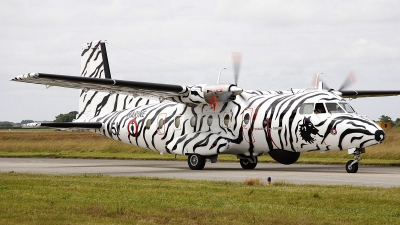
xmin=167 ymin=84 xmax=243 ymax=106
xmin=268 ymin=149 xmax=300 ymax=165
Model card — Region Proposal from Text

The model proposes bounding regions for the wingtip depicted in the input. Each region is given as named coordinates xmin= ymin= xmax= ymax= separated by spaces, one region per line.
xmin=11 ymin=73 xmax=39 ymax=81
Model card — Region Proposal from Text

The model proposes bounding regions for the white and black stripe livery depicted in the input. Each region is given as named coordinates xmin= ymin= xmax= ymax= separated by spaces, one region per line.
xmin=12 ymin=40 xmax=390 ymax=172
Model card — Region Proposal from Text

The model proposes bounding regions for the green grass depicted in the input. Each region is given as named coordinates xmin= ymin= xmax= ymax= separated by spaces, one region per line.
xmin=0 ymin=172 xmax=399 ymax=225
xmin=1 ymin=129 xmax=400 ymax=165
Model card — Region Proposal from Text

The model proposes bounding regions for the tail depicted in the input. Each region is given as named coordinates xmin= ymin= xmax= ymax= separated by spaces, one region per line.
xmin=76 ymin=40 xmax=157 ymax=122
xmin=80 ymin=40 xmax=112 ymax=79
xmin=77 ymin=40 xmax=117 ymax=121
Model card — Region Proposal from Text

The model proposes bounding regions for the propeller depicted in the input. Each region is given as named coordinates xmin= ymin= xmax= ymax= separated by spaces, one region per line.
xmin=312 ymin=71 xmax=357 ymax=92
xmin=338 ymin=70 xmax=357 ymax=91
xmin=232 ymin=52 xmax=242 ymax=85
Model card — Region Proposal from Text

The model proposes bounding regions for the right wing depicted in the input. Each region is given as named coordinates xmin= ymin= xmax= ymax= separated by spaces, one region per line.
xmin=340 ymin=90 xmax=400 ymax=98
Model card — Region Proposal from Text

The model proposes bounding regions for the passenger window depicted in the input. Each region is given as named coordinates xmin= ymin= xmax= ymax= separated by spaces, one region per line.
xmin=299 ymin=103 xmax=314 ymax=114
xmin=158 ymin=118 xmax=164 ymax=129
xmin=314 ymin=103 xmax=326 ymax=114
xmin=326 ymin=103 xmax=345 ymax=113
xmin=190 ymin=116 xmax=197 ymax=127
xmin=146 ymin=120 xmax=151 ymax=130
xmin=207 ymin=115 xmax=213 ymax=126
xmin=243 ymin=113 xmax=250 ymax=125
xmin=175 ymin=116 xmax=181 ymax=128
xmin=224 ymin=114 xmax=230 ymax=126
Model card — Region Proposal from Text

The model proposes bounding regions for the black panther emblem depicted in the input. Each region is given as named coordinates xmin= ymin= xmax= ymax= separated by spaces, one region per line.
xmin=298 ymin=116 xmax=322 ymax=144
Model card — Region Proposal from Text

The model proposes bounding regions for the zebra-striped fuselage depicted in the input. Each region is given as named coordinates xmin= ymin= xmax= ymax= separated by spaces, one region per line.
xmin=82 ymin=89 xmax=384 ymax=159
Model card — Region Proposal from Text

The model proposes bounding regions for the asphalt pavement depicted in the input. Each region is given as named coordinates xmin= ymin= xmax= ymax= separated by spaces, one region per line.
xmin=1 ymin=158 xmax=399 ymax=187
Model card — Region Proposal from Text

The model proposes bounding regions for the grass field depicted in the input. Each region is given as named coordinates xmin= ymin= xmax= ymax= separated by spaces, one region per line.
xmin=1 ymin=172 xmax=399 ymax=225
xmin=0 ymin=129 xmax=399 ymax=165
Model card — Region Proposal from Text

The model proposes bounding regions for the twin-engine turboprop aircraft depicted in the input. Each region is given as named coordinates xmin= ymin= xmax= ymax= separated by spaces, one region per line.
xmin=12 ymin=40 xmax=400 ymax=173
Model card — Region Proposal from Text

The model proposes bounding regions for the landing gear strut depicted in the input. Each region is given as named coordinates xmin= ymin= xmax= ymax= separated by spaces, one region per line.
xmin=346 ymin=148 xmax=365 ymax=173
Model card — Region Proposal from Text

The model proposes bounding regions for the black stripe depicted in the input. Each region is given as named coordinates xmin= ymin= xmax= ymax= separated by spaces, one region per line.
xmin=100 ymin=42 xmax=112 ymax=79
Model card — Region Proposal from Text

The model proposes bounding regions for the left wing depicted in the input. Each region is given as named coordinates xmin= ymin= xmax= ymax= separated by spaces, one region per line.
xmin=12 ymin=73 xmax=243 ymax=106
xmin=12 ymin=73 xmax=187 ymax=99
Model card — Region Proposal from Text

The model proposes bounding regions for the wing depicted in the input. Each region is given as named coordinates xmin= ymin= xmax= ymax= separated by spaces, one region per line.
xmin=11 ymin=73 xmax=187 ymax=99
xmin=12 ymin=73 xmax=243 ymax=106
xmin=341 ymin=90 xmax=400 ymax=98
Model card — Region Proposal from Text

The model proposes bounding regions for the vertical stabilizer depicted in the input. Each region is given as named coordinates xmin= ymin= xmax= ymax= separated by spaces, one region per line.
xmin=77 ymin=40 xmax=116 ymax=121
xmin=76 ymin=40 xmax=149 ymax=122
xmin=80 ymin=40 xmax=111 ymax=79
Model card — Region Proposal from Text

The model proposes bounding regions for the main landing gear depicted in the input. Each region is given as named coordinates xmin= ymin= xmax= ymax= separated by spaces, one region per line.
xmin=346 ymin=148 xmax=365 ymax=173
xmin=238 ymin=155 xmax=258 ymax=169
xmin=188 ymin=154 xmax=206 ymax=170
xmin=187 ymin=154 xmax=258 ymax=170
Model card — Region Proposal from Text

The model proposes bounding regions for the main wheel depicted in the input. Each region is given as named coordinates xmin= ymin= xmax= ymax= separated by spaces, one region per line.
xmin=346 ymin=160 xmax=358 ymax=173
xmin=240 ymin=158 xmax=257 ymax=169
xmin=188 ymin=154 xmax=206 ymax=170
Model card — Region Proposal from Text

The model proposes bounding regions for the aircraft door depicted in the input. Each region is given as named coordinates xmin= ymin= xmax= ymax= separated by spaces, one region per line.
xmin=242 ymin=108 xmax=255 ymax=143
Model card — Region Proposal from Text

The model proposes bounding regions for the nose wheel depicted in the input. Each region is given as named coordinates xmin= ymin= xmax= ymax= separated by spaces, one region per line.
xmin=346 ymin=160 xmax=359 ymax=173
xmin=346 ymin=148 xmax=364 ymax=173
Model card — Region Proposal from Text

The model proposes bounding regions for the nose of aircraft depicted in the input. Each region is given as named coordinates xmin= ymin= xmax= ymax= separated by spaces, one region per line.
xmin=375 ymin=130 xmax=385 ymax=142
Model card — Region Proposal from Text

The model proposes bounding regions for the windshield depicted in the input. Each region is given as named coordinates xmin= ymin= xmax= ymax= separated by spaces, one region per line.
xmin=325 ymin=103 xmax=345 ymax=113
xmin=299 ymin=102 xmax=356 ymax=115
xmin=339 ymin=102 xmax=356 ymax=113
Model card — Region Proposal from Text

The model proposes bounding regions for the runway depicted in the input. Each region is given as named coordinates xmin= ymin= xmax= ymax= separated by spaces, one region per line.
xmin=0 ymin=158 xmax=399 ymax=187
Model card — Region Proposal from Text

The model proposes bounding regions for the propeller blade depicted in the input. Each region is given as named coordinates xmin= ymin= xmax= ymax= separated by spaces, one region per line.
xmin=312 ymin=73 xmax=331 ymax=90
xmin=338 ymin=70 xmax=357 ymax=91
xmin=232 ymin=52 xmax=241 ymax=85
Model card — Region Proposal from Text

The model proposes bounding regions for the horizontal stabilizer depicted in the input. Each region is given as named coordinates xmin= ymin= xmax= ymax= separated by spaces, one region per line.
xmin=24 ymin=122 xmax=102 ymax=129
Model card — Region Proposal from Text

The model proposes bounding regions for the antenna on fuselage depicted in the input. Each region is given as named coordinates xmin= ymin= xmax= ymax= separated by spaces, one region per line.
xmin=313 ymin=73 xmax=324 ymax=90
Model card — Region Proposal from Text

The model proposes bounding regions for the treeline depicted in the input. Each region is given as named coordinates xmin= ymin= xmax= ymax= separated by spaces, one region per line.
xmin=378 ymin=115 xmax=400 ymax=127
xmin=1 ymin=111 xmax=78 ymax=129
xmin=54 ymin=111 xmax=78 ymax=122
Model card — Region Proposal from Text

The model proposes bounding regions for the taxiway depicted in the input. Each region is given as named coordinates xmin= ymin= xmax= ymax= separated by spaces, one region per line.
xmin=0 ymin=158 xmax=399 ymax=187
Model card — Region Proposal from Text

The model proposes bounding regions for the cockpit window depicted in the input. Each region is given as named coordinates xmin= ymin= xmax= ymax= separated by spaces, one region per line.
xmin=314 ymin=103 xmax=326 ymax=114
xmin=339 ymin=103 xmax=355 ymax=113
xmin=326 ymin=103 xmax=345 ymax=113
xmin=299 ymin=103 xmax=314 ymax=114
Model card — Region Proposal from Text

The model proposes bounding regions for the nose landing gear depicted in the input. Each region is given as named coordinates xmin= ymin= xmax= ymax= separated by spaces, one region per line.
xmin=346 ymin=148 xmax=365 ymax=173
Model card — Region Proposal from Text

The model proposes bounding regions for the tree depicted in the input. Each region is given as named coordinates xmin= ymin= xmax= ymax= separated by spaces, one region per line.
xmin=21 ymin=120 xmax=34 ymax=124
xmin=54 ymin=111 xmax=78 ymax=122
xmin=379 ymin=115 xmax=392 ymax=123
xmin=394 ymin=118 xmax=400 ymax=127
xmin=0 ymin=121 xmax=14 ymax=128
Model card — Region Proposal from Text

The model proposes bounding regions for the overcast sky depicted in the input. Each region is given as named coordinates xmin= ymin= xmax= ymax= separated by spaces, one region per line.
xmin=1 ymin=0 xmax=400 ymax=123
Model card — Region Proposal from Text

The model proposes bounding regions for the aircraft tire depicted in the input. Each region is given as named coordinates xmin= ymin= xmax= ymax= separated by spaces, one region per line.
xmin=346 ymin=160 xmax=358 ymax=173
xmin=188 ymin=154 xmax=206 ymax=170
xmin=240 ymin=158 xmax=257 ymax=169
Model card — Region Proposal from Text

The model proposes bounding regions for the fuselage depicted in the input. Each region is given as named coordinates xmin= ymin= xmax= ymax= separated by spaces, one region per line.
xmin=83 ymin=88 xmax=385 ymax=158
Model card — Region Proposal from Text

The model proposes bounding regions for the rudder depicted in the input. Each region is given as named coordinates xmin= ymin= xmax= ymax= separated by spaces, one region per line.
xmin=80 ymin=40 xmax=111 ymax=79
